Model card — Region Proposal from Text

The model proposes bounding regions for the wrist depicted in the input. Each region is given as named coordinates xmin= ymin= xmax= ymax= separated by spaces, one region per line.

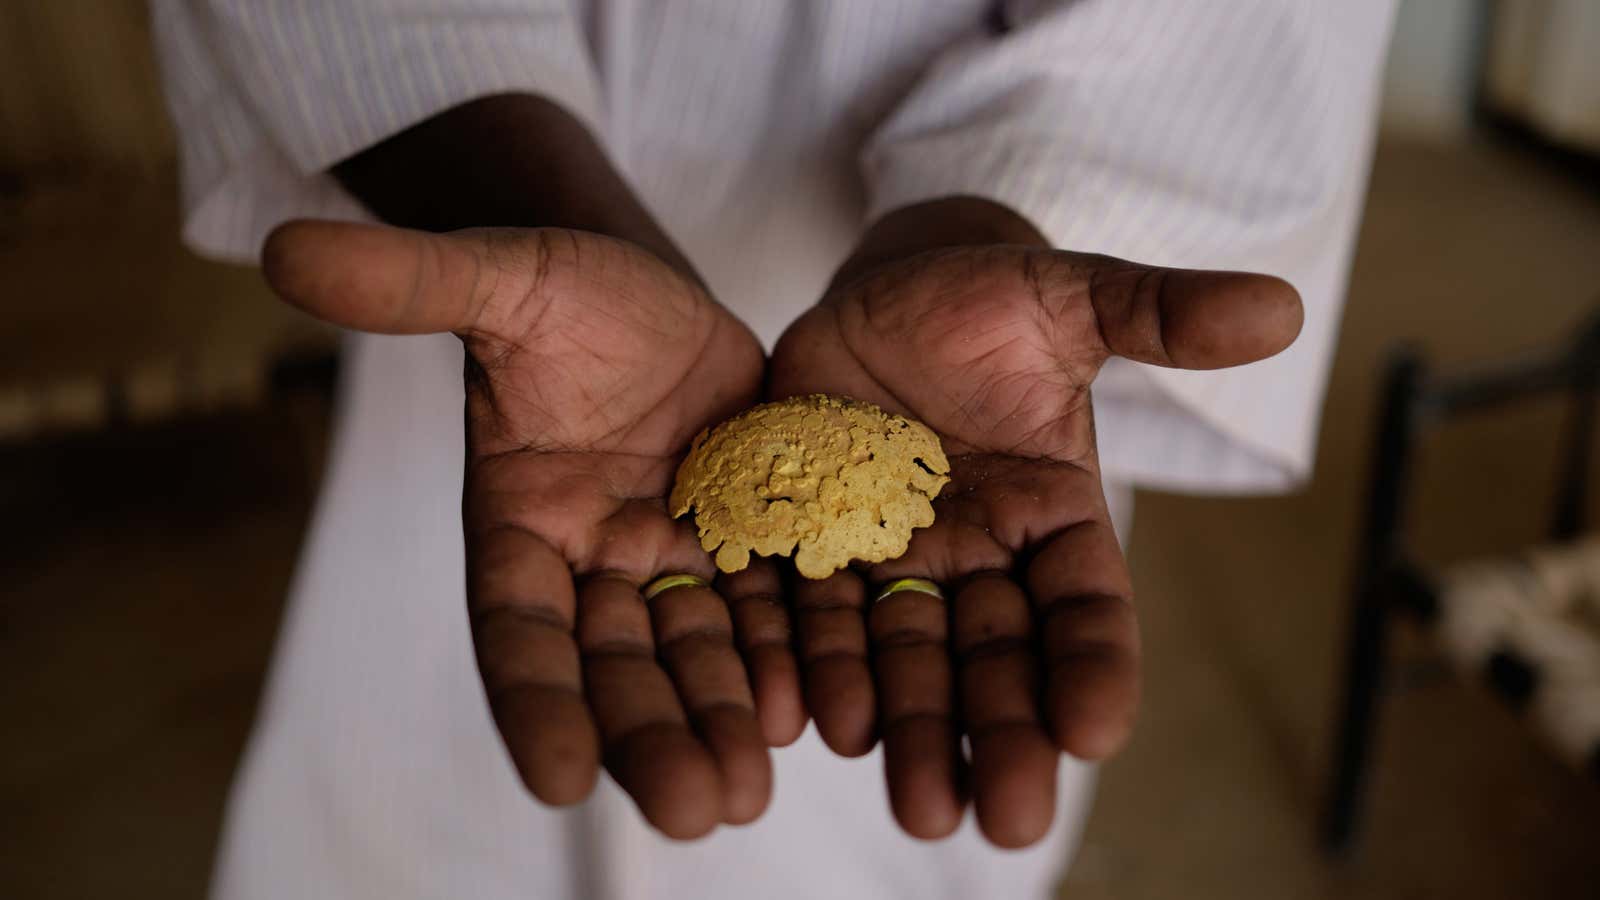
xmin=830 ymin=196 xmax=1050 ymax=290
xmin=332 ymin=93 xmax=696 ymax=278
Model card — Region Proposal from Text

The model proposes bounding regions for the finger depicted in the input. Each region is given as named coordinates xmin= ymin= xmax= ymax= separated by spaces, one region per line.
xmin=870 ymin=581 xmax=965 ymax=840
xmin=467 ymin=526 xmax=599 ymax=806
xmin=951 ymin=574 xmax=1058 ymax=848
xmin=717 ymin=561 xmax=807 ymax=747
xmin=1024 ymin=520 xmax=1141 ymax=760
xmin=792 ymin=571 xmax=876 ymax=756
xmin=647 ymin=579 xmax=773 ymax=825
xmin=1077 ymin=253 xmax=1303 ymax=369
xmin=577 ymin=575 xmax=722 ymax=840
xmin=261 ymin=219 xmax=497 ymax=335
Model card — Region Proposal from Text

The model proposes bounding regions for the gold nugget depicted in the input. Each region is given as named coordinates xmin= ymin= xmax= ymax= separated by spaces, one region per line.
xmin=670 ymin=394 xmax=950 ymax=579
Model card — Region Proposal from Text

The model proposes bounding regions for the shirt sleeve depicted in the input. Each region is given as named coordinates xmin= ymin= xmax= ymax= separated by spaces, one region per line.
xmin=149 ymin=0 xmax=604 ymax=263
xmin=862 ymin=0 xmax=1398 ymax=492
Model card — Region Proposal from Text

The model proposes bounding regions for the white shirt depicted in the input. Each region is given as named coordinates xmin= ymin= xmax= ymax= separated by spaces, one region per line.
xmin=150 ymin=2 xmax=1396 ymax=898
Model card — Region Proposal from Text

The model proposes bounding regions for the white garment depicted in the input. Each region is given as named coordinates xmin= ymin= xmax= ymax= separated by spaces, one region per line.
xmin=148 ymin=1 xmax=1396 ymax=897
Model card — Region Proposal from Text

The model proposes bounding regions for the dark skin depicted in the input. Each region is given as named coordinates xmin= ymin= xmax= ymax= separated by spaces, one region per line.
xmin=760 ymin=197 xmax=1301 ymax=846
xmin=259 ymin=94 xmax=1302 ymax=847
xmin=274 ymin=94 xmax=775 ymax=839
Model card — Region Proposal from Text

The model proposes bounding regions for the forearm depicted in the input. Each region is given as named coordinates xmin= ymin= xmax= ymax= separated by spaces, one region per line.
xmin=332 ymin=93 xmax=695 ymax=277
xmin=830 ymin=196 xmax=1050 ymax=290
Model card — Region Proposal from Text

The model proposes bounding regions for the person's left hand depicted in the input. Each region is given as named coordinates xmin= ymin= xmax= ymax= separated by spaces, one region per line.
xmin=762 ymin=235 xmax=1302 ymax=847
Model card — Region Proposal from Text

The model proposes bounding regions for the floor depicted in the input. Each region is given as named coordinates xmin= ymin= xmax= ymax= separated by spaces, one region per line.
xmin=1063 ymin=139 xmax=1600 ymax=899
xmin=3 ymin=137 xmax=1599 ymax=899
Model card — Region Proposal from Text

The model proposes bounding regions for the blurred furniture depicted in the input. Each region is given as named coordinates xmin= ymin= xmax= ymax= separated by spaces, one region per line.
xmin=0 ymin=1 xmax=338 ymax=444
xmin=1322 ymin=308 xmax=1600 ymax=854
xmin=0 ymin=2 xmax=173 ymax=176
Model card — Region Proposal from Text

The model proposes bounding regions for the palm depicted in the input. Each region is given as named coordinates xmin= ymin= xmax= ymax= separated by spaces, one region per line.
xmin=771 ymin=247 xmax=1115 ymax=580
xmin=461 ymin=229 xmax=760 ymax=580
xmin=263 ymin=222 xmax=775 ymax=839
xmin=766 ymin=245 xmax=1302 ymax=847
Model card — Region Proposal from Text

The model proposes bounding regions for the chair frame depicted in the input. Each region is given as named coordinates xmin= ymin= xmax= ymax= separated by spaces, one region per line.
xmin=1320 ymin=310 xmax=1600 ymax=854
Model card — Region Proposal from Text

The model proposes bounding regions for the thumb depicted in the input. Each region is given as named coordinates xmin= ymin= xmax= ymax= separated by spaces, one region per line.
xmin=1079 ymin=254 xmax=1304 ymax=370
xmin=261 ymin=220 xmax=498 ymax=335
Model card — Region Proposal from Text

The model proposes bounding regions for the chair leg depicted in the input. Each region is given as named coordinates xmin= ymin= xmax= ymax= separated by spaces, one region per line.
xmin=1322 ymin=350 xmax=1424 ymax=855
xmin=1321 ymin=581 xmax=1391 ymax=854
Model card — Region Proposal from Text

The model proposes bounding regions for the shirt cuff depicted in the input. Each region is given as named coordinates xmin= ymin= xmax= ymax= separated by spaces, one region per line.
xmin=227 ymin=10 xmax=605 ymax=177
xmin=175 ymin=12 xmax=604 ymax=263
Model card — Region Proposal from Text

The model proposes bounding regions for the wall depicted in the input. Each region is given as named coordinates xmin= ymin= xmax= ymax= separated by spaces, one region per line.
xmin=1379 ymin=0 xmax=1489 ymax=141
xmin=0 ymin=2 xmax=174 ymax=177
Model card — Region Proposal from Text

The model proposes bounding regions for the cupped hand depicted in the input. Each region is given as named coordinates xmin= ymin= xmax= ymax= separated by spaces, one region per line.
xmin=261 ymin=221 xmax=785 ymax=839
xmin=765 ymin=241 xmax=1302 ymax=846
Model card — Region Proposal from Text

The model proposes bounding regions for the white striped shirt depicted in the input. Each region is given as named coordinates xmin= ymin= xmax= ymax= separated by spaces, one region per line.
xmin=154 ymin=0 xmax=1396 ymax=493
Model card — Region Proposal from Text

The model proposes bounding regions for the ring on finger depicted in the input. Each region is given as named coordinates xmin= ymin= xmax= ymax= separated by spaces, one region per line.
xmin=873 ymin=577 xmax=944 ymax=606
xmin=642 ymin=573 xmax=709 ymax=601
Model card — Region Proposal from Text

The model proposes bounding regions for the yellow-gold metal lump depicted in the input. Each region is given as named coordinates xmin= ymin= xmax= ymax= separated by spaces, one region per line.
xmin=670 ymin=394 xmax=951 ymax=579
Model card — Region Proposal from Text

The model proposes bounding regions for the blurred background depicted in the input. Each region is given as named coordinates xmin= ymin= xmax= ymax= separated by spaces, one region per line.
xmin=3 ymin=1 xmax=1598 ymax=897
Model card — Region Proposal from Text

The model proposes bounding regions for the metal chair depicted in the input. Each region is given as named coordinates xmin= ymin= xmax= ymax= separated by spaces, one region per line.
xmin=1321 ymin=309 xmax=1600 ymax=854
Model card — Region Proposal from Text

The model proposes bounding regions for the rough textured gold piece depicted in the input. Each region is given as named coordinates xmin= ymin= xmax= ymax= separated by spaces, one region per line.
xmin=670 ymin=394 xmax=950 ymax=580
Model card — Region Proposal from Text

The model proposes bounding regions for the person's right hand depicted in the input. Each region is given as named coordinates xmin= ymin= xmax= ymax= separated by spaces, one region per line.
xmin=261 ymin=221 xmax=785 ymax=839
